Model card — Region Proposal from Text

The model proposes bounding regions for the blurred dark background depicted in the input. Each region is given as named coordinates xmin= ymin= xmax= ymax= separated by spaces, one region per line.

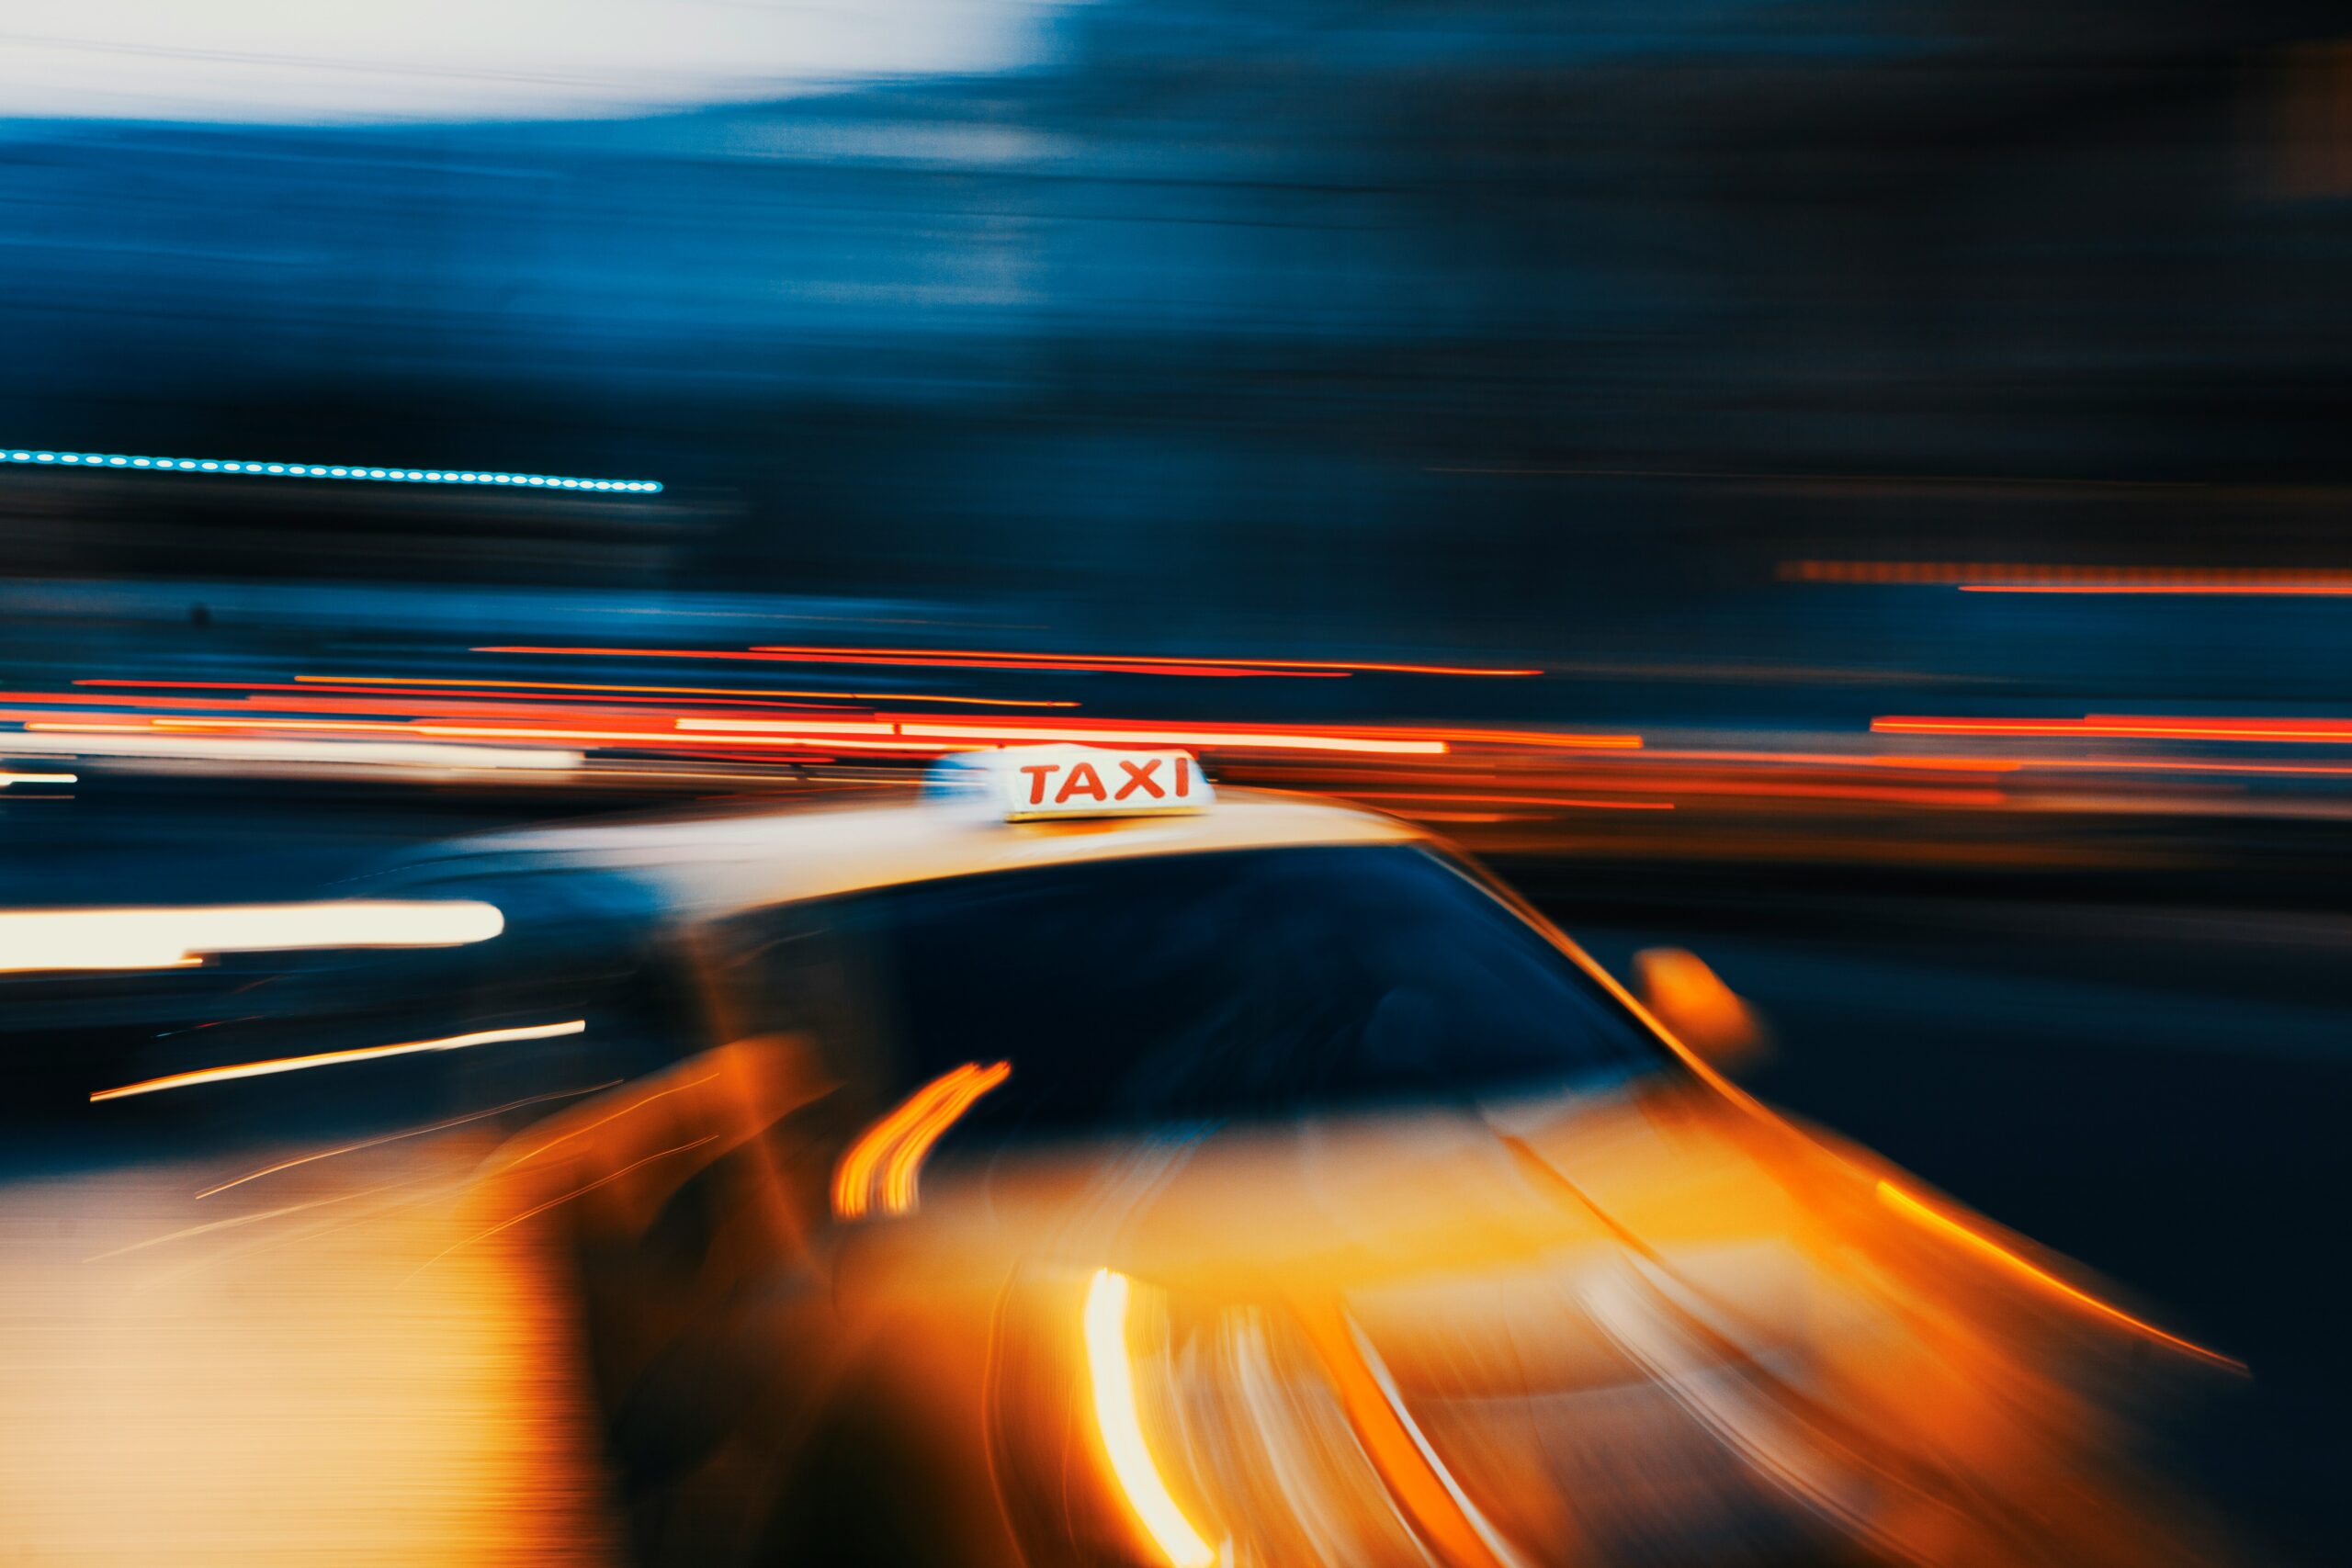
xmin=4 ymin=0 xmax=2347 ymax=654
xmin=5 ymin=1 xmax=2352 ymax=1562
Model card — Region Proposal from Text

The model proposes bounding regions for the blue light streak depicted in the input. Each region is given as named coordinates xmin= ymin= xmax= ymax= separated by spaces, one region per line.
xmin=0 ymin=447 xmax=662 ymax=493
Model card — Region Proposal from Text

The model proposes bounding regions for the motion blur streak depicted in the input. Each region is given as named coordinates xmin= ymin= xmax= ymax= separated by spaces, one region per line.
xmin=1869 ymin=754 xmax=2352 ymax=779
xmin=89 ymin=716 xmax=973 ymax=754
xmin=877 ymin=1060 xmax=1008 ymax=1213
xmin=494 ymin=1072 xmax=723 ymax=1174
xmin=741 ymin=646 xmax=1540 ymax=677
xmin=1082 ymin=1269 xmax=1218 ymax=1568
xmin=0 ymin=898 xmax=504 ymax=974
xmin=417 ymin=726 xmax=980 ymax=753
xmin=0 ymin=446 xmax=661 ymax=491
xmin=480 ymin=646 xmax=1339 ymax=678
xmin=1960 ymin=583 xmax=2352 ymax=596
xmin=0 ymin=770 xmax=74 ymax=785
xmin=748 ymin=719 xmax=1450 ymax=756
xmin=833 ymin=1064 xmax=987 ymax=1219
xmin=195 ymin=1082 xmax=623 ymax=1200
xmin=2 ymin=729 xmax=579 ymax=770
xmin=1874 ymin=1182 xmax=2245 ymax=1372
xmin=1350 ymin=792 xmax=1675 ymax=810
xmin=413 ymin=1133 xmax=723 ymax=1280
xmin=910 ymin=724 xmax=1445 ymax=755
xmin=1876 ymin=716 xmax=2352 ymax=743
xmin=1784 ymin=561 xmax=2352 ymax=588
xmin=1289 ymin=1297 xmax=1527 ymax=1568
xmin=479 ymin=644 xmax=1539 ymax=677
xmin=275 ymin=676 xmax=1080 ymax=707
xmin=88 ymin=1021 xmax=588 ymax=1102
xmin=671 ymin=718 xmax=907 ymax=736
xmin=0 ymin=1153 xmax=611 ymax=1565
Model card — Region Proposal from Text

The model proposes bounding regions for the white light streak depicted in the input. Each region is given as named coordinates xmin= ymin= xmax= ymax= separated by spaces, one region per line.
xmin=2 ymin=447 xmax=660 ymax=493
xmin=0 ymin=899 xmax=504 ymax=975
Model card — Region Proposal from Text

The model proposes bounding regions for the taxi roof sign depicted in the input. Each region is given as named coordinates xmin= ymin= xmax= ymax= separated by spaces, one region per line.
xmin=930 ymin=744 xmax=1213 ymax=822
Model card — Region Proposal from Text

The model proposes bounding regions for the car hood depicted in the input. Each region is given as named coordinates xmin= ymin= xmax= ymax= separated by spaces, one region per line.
xmin=881 ymin=1077 xmax=2209 ymax=1566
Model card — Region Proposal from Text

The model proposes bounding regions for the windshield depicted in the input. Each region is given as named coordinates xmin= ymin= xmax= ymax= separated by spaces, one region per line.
xmin=720 ymin=843 xmax=1675 ymax=1144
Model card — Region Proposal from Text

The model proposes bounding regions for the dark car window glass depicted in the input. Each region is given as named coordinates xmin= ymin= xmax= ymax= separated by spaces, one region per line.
xmin=728 ymin=844 xmax=1672 ymax=1143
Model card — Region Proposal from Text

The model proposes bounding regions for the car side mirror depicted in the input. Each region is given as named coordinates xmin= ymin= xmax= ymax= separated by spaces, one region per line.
xmin=1633 ymin=946 xmax=1767 ymax=1074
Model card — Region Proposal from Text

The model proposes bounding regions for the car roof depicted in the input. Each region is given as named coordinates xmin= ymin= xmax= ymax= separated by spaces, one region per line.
xmin=386 ymin=782 xmax=1426 ymax=925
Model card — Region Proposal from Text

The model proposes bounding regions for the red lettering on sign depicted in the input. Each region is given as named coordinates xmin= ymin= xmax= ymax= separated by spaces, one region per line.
xmin=1114 ymin=758 xmax=1164 ymax=799
xmin=1017 ymin=763 xmax=1057 ymax=805
xmin=1056 ymin=761 xmax=1107 ymax=803
xmin=1173 ymin=758 xmax=1192 ymax=797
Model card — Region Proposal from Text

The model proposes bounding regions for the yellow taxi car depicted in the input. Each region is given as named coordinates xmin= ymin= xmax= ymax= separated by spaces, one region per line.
xmin=386 ymin=744 xmax=2234 ymax=1568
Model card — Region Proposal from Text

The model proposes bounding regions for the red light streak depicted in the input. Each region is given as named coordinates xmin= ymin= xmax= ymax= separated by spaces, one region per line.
xmin=840 ymin=720 xmax=1448 ymax=756
xmin=14 ymin=687 xmax=1634 ymax=763
xmin=1346 ymin=791 xmax=1676 ymax=810
xmin=1869 ymin=753 xmax=2352 ymax=778
xmin=77 ymin=677 xmax=1079 ymax=708
xmin=1960 ymin=583 xmax=2352 ymax=596
xmin=1876 ymin=716 xmax=2352 ymax=744
xmin=25 ymin=718 xmax=978 ymax=754
xmin=1786 ymin=560 xmax=2352 ymax=592
xmin=306 ymin=676 xmax=1078 ymax=707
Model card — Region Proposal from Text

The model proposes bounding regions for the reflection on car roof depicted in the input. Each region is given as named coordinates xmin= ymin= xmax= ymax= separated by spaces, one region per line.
xmin=396 ymin=784 xmax=1421 ymax=922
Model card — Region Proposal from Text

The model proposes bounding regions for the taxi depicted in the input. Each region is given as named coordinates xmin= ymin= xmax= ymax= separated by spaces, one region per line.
xmin=379 ymin=745 xmax=2232 ymax=1568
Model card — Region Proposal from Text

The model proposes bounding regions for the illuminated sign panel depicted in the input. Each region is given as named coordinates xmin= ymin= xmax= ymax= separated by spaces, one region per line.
xmin=931 ymin=745 xmax=1213 ymax=822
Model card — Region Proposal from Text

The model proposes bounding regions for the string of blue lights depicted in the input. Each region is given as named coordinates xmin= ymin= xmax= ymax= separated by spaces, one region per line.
xmin=1 ymin=447 xmax=661 ymax=493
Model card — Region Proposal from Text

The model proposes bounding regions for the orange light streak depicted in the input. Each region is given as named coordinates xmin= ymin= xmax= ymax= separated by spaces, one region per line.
xmin=877 ymin=1060 xmax=1009 ymax=1213
xmin=783 ymin=719 xmax=1448 ymax=756
xmin=1634 ymin=778 xmax=2007 ymax=807
xmin=422 ymin=725 xmax=978 ymax=752
xmin=832 ymin=1065 xmax=986 ymax=1220
xmin=1289 ymin=1298 xmax=1521 ymax=1568
xmin=476 ymin=643 xmax=1540 ymax=677
xmin=415 ymin=1133 xmax=722 ymax=1277
xmin=1875 ymin=716 xmax=2352 ymax=743
xmin=1875 ymin=1182 xmax=2244 ymax=1372
xmin=748 ymin=644 xmax=1539 ymax=677
xmin=1347 ymin=791 xmax=1677 ymax=810
xmin=195 ymin=1080 xmax=623 ymax=1199
xmin=899 ymin=719 xmax=1640 ymax=752
xmin=65 ymin=681 xmax=860 ymax=714
xmin=1339 ymin=771 xmax=2006 ymax=807
xmin=53 ymin=717 xmax=978 ymax=754
xmin=279 ymin=677 xmax=1077 ymax=707
xmin=1869 ymin=753 xmax=2352 ymax=778
xmin=493 ymin=1071 xmax=722 ymax=1172
xmin=90 ymin=1021 xmax=586 ymax=1101
xmin=1404 ymin=726 xmax=1641 ymax=751
xmin=21 ymin=705 xmax=1645 ymax=762
xmin=479 ymin=645 xmax=1328 ymax=678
